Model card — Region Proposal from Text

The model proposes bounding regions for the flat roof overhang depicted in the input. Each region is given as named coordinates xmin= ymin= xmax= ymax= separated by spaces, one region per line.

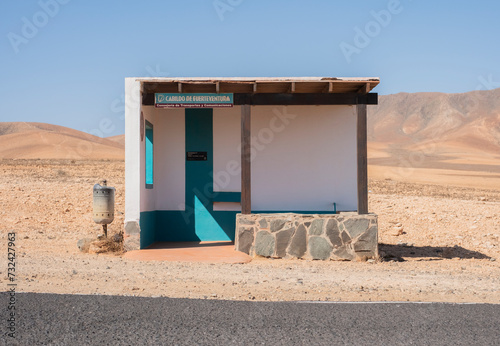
xmin=138 ymin=77 xmax=379 ymax=106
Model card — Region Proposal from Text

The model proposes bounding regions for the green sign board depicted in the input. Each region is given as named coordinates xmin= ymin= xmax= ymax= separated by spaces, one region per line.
xmin=155 ymin=93 xmax=233 ymax=108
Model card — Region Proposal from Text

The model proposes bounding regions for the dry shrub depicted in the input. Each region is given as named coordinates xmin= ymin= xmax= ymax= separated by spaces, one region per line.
xmin=90 ymin=233 xmax=124 ymax=255
xmin=100 ymin=237 xmax=124 ymax=255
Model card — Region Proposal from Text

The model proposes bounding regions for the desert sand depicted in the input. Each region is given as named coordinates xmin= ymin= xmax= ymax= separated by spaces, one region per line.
xmin=1 ymin=159 xmax=499 ymax=303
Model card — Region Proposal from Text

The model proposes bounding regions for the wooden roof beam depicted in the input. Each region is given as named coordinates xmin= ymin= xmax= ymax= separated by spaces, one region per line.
xmin=357 ymin=83 xmax=370 ymax=94
xmin=323 ymin=82 xmax=334 ymax=93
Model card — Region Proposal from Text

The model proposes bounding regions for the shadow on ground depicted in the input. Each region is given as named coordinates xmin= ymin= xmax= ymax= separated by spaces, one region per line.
xmin=379 ymin=243 xmax=492 ymax=262
xmin=145 ymin=241 xmax=235 ymax=249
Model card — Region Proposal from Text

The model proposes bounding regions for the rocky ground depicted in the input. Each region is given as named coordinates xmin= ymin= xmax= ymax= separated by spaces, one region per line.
xmin=1 ymin=159 xmax=499 ymax=303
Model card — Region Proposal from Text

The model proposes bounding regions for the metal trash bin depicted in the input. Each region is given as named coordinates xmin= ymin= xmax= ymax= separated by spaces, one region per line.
xmin=93 ymin=180 xmax=115 ymax=237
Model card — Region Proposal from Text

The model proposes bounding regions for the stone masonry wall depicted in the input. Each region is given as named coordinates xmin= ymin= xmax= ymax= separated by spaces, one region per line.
xmin=235 ymin=213 xmax=378 ymax=261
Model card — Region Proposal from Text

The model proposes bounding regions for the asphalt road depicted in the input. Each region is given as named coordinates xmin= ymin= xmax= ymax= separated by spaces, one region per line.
xmin=1 ymin=293 xmax=499 ymax=345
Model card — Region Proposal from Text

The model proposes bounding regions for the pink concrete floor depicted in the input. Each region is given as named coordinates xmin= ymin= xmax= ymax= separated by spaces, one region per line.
xmin=123 ymin=241 xmax=252 ymax=264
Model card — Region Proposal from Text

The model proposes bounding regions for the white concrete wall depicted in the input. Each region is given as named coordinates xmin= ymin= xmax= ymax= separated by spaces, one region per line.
xmin=251 ymin=105 xmax=358 ymax=212
xmin=154 ymin=108 xmax=186 ymax=210
xmin=124 ymin=78 xmax=142 ymax=222
xmin=213 ymin=107 xmax=241 ymax=193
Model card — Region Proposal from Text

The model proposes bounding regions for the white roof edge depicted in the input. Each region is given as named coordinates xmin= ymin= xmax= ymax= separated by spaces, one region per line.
xmin=129 ymin=77 xmax=380 ymax=82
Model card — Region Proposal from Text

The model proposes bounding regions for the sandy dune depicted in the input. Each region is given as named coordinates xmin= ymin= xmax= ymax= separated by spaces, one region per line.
xmin=107 ymin=134 xmax=125 ymax=146
xmin=0 ymin=122 xmax=124 ymax=160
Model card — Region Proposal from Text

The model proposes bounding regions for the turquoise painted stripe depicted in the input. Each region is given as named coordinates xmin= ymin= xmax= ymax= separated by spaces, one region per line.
xmin=212 ymin=192 xmax=241 ymax=203
xmin=153 ymin=210 xmax=237 ymax=242
xmin=139 ymin=211 xmax=156 ymax=249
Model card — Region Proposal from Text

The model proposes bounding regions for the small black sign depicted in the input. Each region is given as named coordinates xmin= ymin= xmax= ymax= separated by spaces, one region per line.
xmin=186 ymin=151 xmax=207 ymax=161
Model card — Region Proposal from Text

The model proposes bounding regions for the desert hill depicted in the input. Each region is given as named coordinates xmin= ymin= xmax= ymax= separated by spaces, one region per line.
xmin=0 ymin=122 xmax=124 ymax=160
xmin=369 ymin=88 xmax=500 ymax=153
xmin=368 ymin=88 xmax=500 ymax=188
xmin=107 ymin=134 xmax=125 ymax=146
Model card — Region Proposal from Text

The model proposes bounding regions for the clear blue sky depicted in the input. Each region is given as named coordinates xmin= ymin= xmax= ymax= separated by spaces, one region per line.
xmin=1 ymin=0 xmax=499 ymax=136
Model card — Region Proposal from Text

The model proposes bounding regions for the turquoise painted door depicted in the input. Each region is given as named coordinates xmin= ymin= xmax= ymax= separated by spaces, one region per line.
xmin=185 ymin=109 xmax=232 ymax=241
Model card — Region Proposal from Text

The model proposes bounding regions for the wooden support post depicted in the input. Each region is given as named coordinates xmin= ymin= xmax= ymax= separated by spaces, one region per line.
xmin=241 ymin=104 xmax=251 ymax=214
xmin=357 ymin=87 xmax=369 ymax=214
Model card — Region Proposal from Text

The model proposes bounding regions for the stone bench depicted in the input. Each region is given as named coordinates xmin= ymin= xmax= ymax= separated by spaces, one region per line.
xmin=235 ymin=213 xmax=378 ymax=261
